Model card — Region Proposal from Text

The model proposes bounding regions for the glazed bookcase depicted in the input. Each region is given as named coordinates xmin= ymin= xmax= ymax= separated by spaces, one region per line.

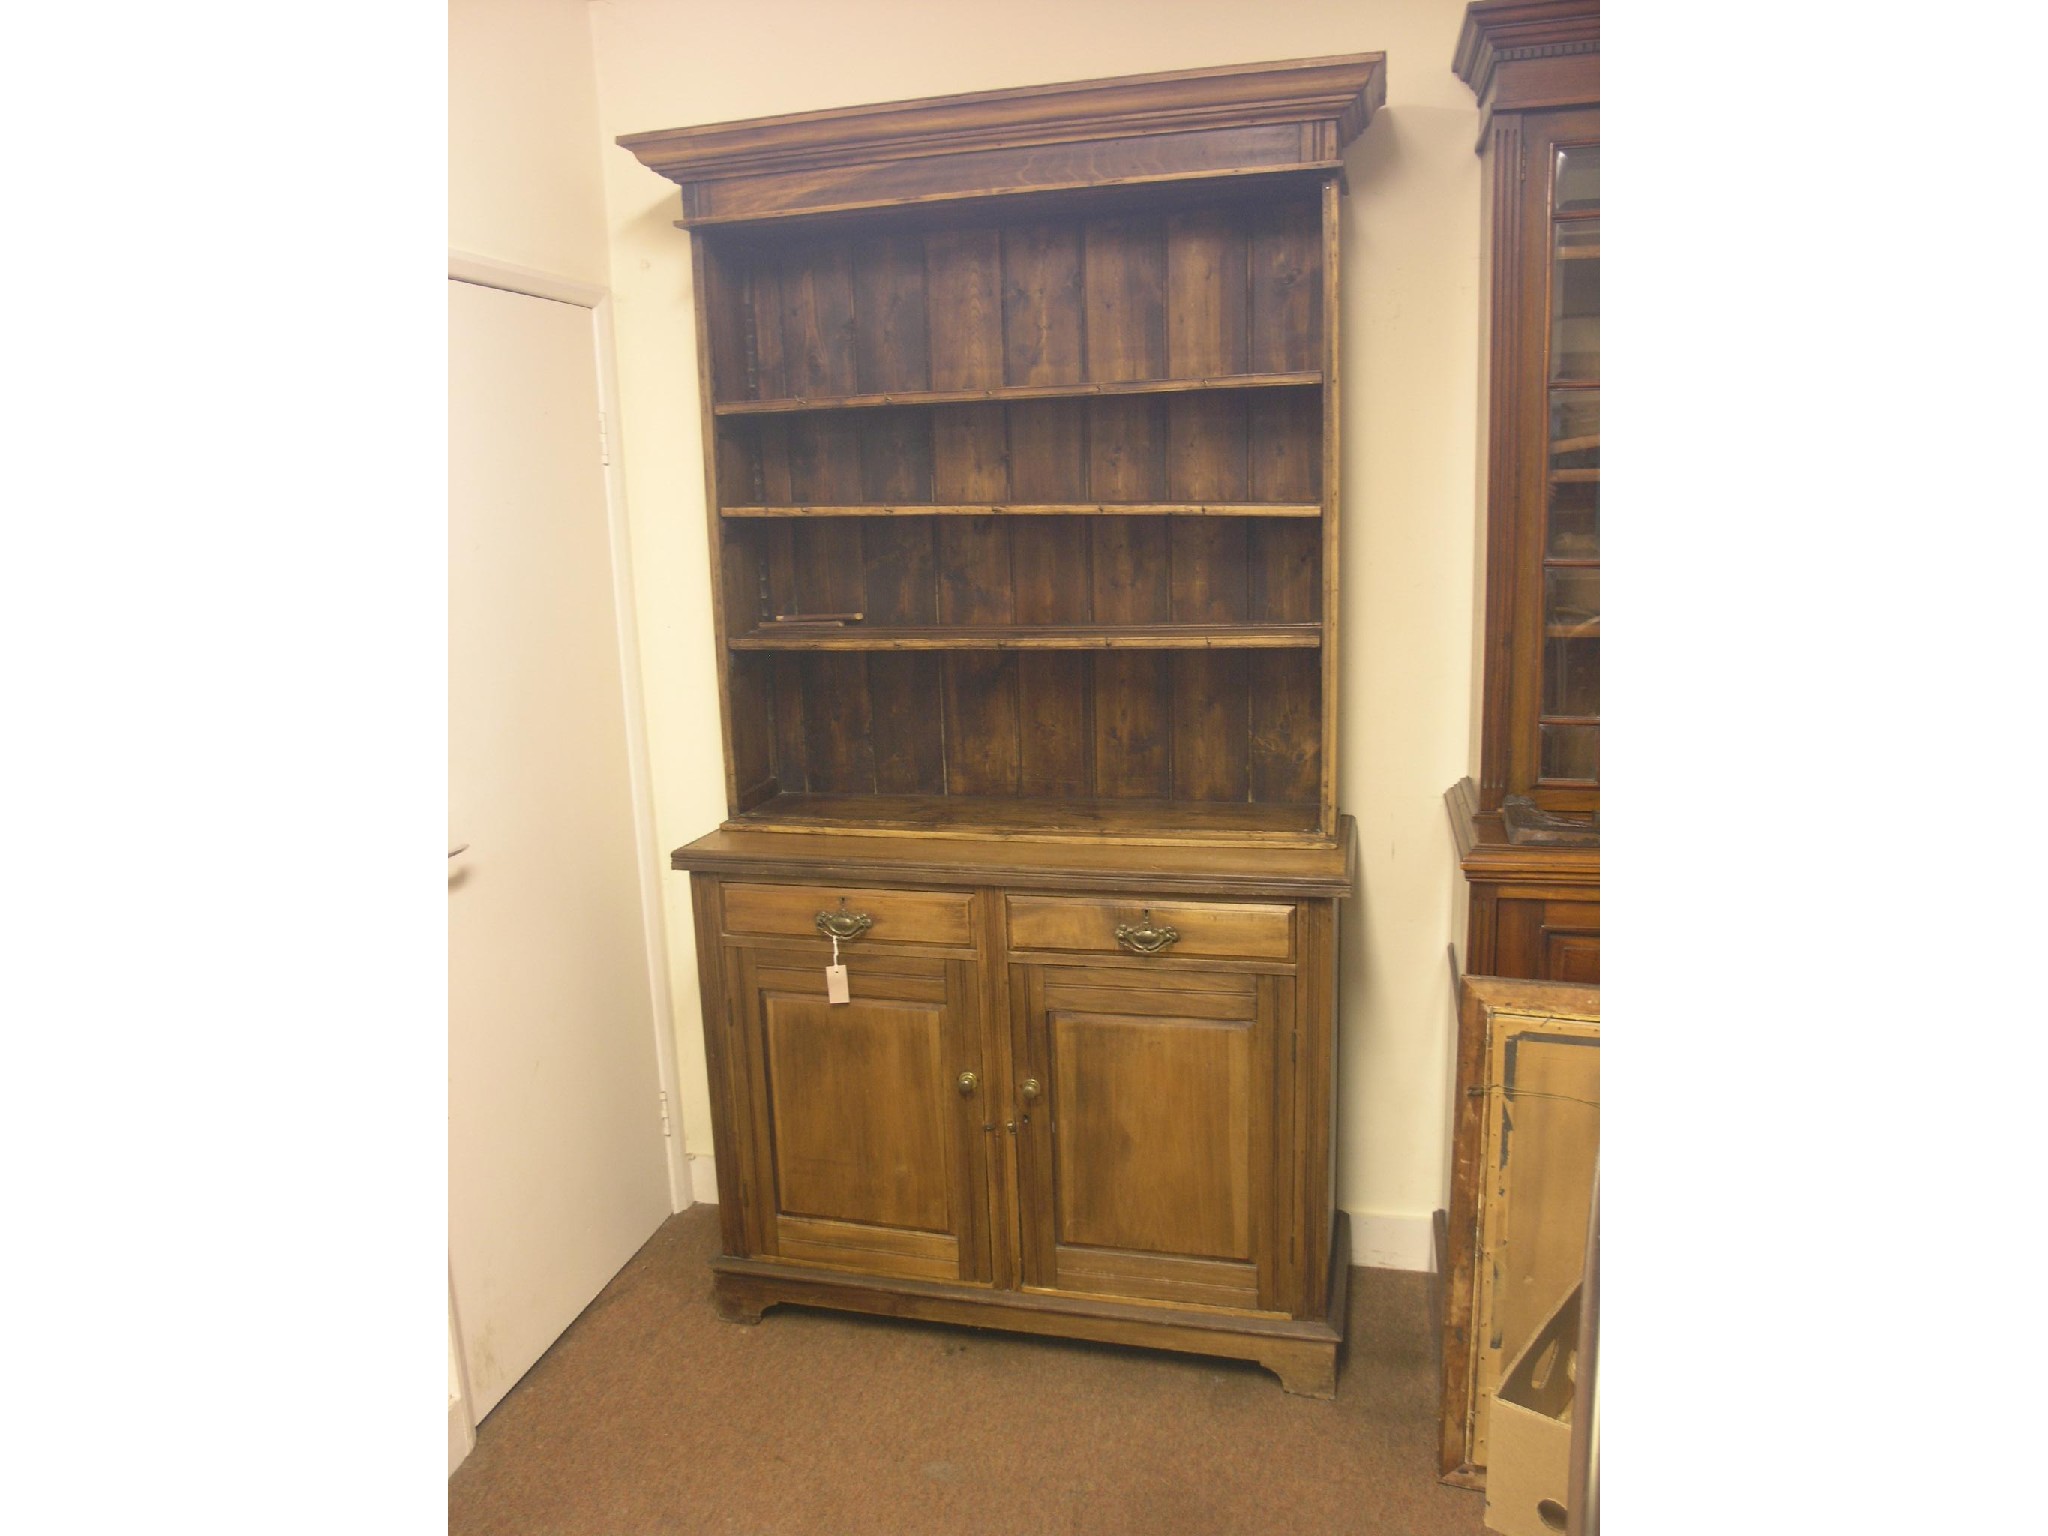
xmin=1439 ymin=0 xmax=1601 ymax=1486
xmin=622 ymin=53 xmax=1381 ymax=1396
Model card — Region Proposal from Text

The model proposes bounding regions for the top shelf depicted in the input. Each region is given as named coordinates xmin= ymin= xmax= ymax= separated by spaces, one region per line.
xmin=713 ymin=371 xmax=1322 ymax=417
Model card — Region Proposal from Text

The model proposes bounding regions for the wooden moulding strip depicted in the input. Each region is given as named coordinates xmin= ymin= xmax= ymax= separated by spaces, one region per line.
xmin=712 ymin=371 xmax=1320 ymax=415
xmin=728 ymin=624 xmax=1321 ymax=653
xmin=720 ymin=503 xmax=1323 ymax=519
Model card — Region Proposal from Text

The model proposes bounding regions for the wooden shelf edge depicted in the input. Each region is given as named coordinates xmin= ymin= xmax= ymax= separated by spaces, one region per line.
xmin=713 ymin=371 xmax=1321 ymax=416
xmin=730 ymin=624 xmax=1323 ymax=653
xmin=671 ymin=813 xmax=1356 ymax=896
xmin=722 ymin=502 xmax=1324 ymax=519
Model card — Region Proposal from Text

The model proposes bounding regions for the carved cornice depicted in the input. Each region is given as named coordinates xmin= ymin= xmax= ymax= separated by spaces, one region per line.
xmin=1452 ymin=0 xmax=1600 ymax=107
xmin=619 ymin=55 xmax=1385 ymax=226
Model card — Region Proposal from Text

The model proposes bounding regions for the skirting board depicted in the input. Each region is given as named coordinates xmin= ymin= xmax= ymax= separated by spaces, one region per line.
xmin=687 ymin=1153 xmax=719 ymax=1207
xmin=683 ymin=1156 xmax=1435 ymax=1272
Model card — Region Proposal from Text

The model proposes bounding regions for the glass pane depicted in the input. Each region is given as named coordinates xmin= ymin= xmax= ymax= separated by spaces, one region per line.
xmin=1548 ymin=479 xmax=1599 ymax=558
xmin=1545 ymin=566 xmax=1599 ymax=638
xmin=1541 ymin=723 xmax=1599 ymax=781
xmin=1549 ymin=390 xmax=1599 ymax=472
xmin=1543 ymin=636 xmax=1599 ymax=718
xmin=1554 ymin=144 xmax=1599 ymax=213
xmin=1550 ymin=217 xmax=1598 ymax=382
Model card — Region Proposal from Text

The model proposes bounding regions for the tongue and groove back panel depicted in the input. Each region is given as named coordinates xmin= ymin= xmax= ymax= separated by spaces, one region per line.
xmin=704 ymin=193 xmax=1328 ymax=823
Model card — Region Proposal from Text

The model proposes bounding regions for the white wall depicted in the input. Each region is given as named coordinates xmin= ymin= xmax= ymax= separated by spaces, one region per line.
xmin=449 ymin=0 xmax=611 ymax=285
xmin=585 ymin=0 xmax=1481 ymax=1266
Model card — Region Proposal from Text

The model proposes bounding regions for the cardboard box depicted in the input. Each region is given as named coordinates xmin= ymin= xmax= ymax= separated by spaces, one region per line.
xmin=1483 ymin=1282 xmax=1580 ymax=1536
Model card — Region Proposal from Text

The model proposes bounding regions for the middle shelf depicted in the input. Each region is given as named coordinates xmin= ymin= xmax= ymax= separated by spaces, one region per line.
xmin=712 ymin=371 xmax=1321 ymax=416
xmin=730 ymin=623 xmax=1324 ymax=652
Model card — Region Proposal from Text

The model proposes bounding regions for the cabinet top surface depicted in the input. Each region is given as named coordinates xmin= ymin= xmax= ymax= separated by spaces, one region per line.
xmin=673 ymin=817 xmax=1357 ymax=899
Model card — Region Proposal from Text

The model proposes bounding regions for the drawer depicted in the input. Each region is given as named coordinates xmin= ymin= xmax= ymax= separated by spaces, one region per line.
xmin=720 ymin=882 xmax=975 ymax=948
xmin=1005 ymin=895 xmax=1294 ymax=962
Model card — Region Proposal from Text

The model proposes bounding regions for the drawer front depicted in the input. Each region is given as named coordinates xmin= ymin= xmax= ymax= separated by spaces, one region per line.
xmin=721 ymin=882 xmax=975 ymax=948
xmin=1005 ymin=895 xmax=1294 ymax=962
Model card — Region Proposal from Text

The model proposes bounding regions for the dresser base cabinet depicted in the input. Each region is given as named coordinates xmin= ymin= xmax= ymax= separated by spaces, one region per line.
xmin=677 ymin=824 xmax=1354 ymax=1396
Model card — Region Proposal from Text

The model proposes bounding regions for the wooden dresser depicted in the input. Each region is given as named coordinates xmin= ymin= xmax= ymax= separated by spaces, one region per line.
xmin=619 ymin=53 xmax=1384 ymax=1396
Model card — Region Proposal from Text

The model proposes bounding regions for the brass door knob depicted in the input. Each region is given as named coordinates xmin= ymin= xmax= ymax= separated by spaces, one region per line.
xmin=957 ymin=1071 xmax=979 ymax=1096
xmin=1020 ymin=1077 xmax=1041 ymax=1101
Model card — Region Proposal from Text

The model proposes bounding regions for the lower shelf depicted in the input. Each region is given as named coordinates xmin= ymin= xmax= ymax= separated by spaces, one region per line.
xmin=732 ymin=792 xmax=1327 ymax=844
xmin=711 ymin=1213 xmax=1352 ymax=1398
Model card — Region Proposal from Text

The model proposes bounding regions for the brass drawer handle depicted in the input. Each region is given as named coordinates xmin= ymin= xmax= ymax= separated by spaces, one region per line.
xmin=957 ymin=1071 xmax=978 ymax=1096
xmin=814 ymin=899 xmax=873 ymax=941
xmin=1115 ymin=910 xmax=1180 ymax=955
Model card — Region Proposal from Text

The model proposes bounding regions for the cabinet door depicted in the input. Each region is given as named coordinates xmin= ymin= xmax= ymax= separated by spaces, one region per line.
xmin=728 ymin=947 xmax=990 ymax=1285
xmin=1011 ymin=963 xmax=1287 ymax=1312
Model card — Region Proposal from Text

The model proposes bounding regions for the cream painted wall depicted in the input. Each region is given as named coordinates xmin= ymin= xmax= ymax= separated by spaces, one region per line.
xmin=587 ymin=0 xmax=1482 ymax=1263
xmin=449 ymin=0 xmax=611 ymax=285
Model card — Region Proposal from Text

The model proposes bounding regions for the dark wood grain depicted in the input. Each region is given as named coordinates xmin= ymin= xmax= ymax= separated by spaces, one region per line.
xmin=942 ymin=652 xmax=1021 ymax=796
xmin=852 ymin=232 xmax=931 ymax=393
xmin=1166 ymin=208 xmax=1247 ymax=377
xmin=1002 ymin=223 xmax=1084 ymax=387
xmin=1084 ymin=217 xmax=1167 ymax=383
xmin=1248 ymin=199 xmax=1321 ymax=374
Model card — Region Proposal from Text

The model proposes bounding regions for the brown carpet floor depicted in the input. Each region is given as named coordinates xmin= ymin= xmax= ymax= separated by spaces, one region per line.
xmin=450 ymin=1207 xmax=1485 ymax=1536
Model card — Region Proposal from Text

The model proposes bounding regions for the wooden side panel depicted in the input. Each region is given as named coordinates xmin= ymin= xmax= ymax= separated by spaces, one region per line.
xmin=689 ymin=877 xmax=748 ymax=1256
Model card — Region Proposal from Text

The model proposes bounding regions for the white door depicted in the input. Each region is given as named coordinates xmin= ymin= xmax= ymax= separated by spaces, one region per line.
xmin=449 ymin=277 xmax=672 ymax=1421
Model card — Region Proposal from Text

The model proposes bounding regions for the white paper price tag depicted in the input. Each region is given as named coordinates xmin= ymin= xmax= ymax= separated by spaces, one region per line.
xmin=825 ymin=963 xmax=850 ymax=1004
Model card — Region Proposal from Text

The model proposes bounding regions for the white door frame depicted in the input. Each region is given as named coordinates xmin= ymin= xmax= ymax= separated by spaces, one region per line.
xmin=447 ymin=249 xmax=691 ymax=1215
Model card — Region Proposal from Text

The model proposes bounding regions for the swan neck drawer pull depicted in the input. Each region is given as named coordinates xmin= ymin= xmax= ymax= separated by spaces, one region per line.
xmin=1115 ymin=910 xmax=1180 ymax=955
xmin=814 ymin=898 xmax=874 ymax=941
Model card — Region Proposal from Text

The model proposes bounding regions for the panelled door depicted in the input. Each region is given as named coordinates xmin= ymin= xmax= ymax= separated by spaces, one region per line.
xmin=728 ymin=947 xmax=992 ymax=1285
xmin=1010 ymin=962 xmax=1290 ymax=1313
